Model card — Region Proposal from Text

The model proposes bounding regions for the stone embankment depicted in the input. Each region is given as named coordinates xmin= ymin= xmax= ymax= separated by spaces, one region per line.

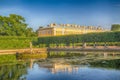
xmin=48 ymin=46 xmax=120 ymax=52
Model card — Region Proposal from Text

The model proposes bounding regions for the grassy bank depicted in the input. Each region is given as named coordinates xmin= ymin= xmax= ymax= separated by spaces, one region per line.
xmin=0 ymin=36 xmax=38 ymax=49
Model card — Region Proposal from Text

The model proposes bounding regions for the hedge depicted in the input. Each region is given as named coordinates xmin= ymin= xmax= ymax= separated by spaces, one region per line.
xmin=38 ymin=31 xmax=120 ymax=47
xmin=0 ymin=36 xmax=37 ymax=49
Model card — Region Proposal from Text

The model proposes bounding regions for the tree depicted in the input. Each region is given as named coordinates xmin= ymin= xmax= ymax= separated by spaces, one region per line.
xmin=111 ymin=24 xmax=120 ymax=31
xmin=0 ymin=14 xmax=36 ymax=37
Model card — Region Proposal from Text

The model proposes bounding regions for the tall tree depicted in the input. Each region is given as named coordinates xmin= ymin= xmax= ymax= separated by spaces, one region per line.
xmin=0 ymin=14 xmax=36 ymax=36
xmin=111 ymin=24 xmax=120 ymax=31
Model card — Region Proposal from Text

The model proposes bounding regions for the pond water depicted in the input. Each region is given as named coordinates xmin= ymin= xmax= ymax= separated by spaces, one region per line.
xmin=0 ymin=51 xmax=120 ymax=80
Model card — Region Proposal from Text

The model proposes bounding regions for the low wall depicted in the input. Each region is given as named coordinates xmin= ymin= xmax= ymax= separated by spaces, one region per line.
xmin=48 ymin=46 xmax=120 ymax=52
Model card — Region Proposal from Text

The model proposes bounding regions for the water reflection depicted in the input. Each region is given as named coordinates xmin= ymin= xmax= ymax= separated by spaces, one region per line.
xmin=38 ymin=63 xmax=79 ymax=74
xmin=24 ymin=61 xmax=120 ymax=80
xmin=0 ymin=63 xmax=28 ymax=80
xmin=0 ymin=51 xmax=120 ymax=80
xmin=48 ymin=51 xmax=120 ymax=58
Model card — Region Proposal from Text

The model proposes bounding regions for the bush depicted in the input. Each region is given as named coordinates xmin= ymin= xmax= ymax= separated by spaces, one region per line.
xmin=38 ymin=31 xmax=120 ymax=47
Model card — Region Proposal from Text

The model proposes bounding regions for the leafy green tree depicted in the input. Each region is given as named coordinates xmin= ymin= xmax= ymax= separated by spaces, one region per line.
xmin=111 ymin=24 xmax=120 ymax=31
xmin=0 ymin=14 xmax=36 ymax=37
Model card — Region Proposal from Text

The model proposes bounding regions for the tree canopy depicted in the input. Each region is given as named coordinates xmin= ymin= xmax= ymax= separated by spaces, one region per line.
xmin=111 ymin=24 xmax=120 ymax=31
xmin=0 ymin=14 xmax=36 ymax=37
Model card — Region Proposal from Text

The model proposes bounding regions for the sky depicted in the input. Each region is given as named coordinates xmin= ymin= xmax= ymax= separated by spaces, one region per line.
xmin=0 ymin=0 xmax=120 ymax=30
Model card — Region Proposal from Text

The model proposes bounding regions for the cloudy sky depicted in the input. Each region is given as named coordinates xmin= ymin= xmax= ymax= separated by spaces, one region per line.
xmin=0 ymin=0 xmax=120 ymax=30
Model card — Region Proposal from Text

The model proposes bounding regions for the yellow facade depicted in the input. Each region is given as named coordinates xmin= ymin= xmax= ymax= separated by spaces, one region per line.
xmin=38 ymin=23 xmax=105 ymax=37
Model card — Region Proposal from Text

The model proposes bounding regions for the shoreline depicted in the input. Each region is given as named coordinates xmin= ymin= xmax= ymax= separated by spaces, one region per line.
xmin=48 ymin=48 xmax=120 ymax=52
xmin=0 ymin=48 xmax=47 ymax=55
xmin=0 ymin=46 xmax=120 ymax=55
xmin=48 ymin=46 xmax=120 ymax=52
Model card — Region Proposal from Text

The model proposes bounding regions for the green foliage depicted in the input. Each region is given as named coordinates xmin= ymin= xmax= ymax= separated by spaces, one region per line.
xmin=0 ymin=14 xmax=36 ymax=37
xmin=90 ymin=59 xmax=120 ymax=69
xmin=0 ymin=36 xmax=37 ymax=49
xmin=17 ymin=53 xmax=47 ymax=59
xmin=38 ymin=31 xmax=120 ymax=47
xmin=0 ymin=62 xmax=28 ymax=80
xmin=0 ymin=54 xmax=16 ymax=64
xmin=48 ymin=51 xmax=85 ymax=58
xmin=111 ymin=24 xmax=120 ymax=31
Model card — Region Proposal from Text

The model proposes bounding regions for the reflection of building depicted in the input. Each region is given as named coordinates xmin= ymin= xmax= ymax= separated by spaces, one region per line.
xmin=51 ymin=64 xmax=79 ymax=74
xmin=38 ymin=23 xmax=105 ymax=37
xmin=38 ymin=63 xmax=79 ymax=74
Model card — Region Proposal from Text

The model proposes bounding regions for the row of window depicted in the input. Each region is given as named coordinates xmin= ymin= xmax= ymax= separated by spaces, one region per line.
xmin=39 ymin=30 xmax=52 ymax=34
xmin=39 ymin=30 xmax=102 ymax=35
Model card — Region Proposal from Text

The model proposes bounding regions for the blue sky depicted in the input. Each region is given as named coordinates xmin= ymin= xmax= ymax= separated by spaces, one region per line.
xmin=0 ymin=0 xmax=120 ymax=30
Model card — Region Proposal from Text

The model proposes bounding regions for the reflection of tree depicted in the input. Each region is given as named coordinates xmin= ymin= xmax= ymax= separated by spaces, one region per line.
xmin=16 ymin=53 xmax=47 ymax=60
xmin=48 ymin=51 xmax=85 ymax=58
xmin=90 ymin=59 xmax=120 ymax=69
xmin=45 ymin=51 xmax=120 ymax=70
xmin=0 ymin=63 xmax=28 ymax=80
xmin=48 ymin=51 xmax=120 ymax=59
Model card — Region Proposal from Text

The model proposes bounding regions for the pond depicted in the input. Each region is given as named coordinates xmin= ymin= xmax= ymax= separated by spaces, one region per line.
xmin=0 ymin=51 xmax=120 ymax=80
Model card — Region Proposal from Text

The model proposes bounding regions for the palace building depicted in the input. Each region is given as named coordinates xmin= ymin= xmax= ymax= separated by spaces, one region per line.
xmin=38 ymin=23 xmax=105 ymax=37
